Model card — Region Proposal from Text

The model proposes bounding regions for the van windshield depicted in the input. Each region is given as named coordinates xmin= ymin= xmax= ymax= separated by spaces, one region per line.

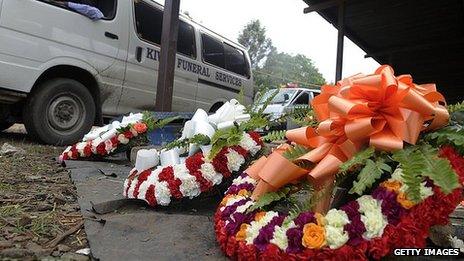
xmin=258 ymin=89 xmax=297 ymax=105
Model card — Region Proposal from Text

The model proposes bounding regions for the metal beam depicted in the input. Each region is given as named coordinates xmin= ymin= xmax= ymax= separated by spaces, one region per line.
xmin=304 ymin=0 xmax=343 ymax=13
xmin=335 ymin=1 xmax=345 ymax=82
xmin=155 ymin=0 xmax=181 ymax=112
xmin=365 ymin=38 xmax=464 ymax=58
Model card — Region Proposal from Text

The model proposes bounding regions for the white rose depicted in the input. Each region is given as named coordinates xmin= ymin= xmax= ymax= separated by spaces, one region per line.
xmin=325 ymin=209 xmax=350 ymax=228
xmin=117 ymin=134 xmax=129 ymax=144
xmin=325 ymin=225 xmax=349 ymax=249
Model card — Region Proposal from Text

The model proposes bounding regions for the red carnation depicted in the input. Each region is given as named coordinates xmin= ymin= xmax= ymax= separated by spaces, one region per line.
xmin=96 ymin=142 xmax=107 ymax=156
xmin=158 ymin=166 xmax=175 ymax=181
xmin=368 ymin=236 xmax=390 ymax=260
xmin=133 ymin=170 xmax=152 ymax=198
xmin=248 ymin=131 xmax=264 ymax=146
xmin=145 ymin=184 xmax=157 ymax=206
xmin=83 ymin=145 xmax=92 ymax=157
xmin=225 ymin=236 xmax=238 ymax=257
xmin=185 ymin=152 xmax=204 ymax=172
xmin=261 ymin=244 xmax=284 ymax=260
xmin=212 ymin=148 xmax=231 ymax=178
xmin=110 ymin=136 xmax=119 ymax=146
xmin=237 ymin=241 xmax=257 ymax=261
xmin=70 ymin=148 xmax=79 ymax=159
xmin=167 ymin=178 xmax=182 ymax=199
xmin=61 ymin=153 xmax=69 ymax=161
xmin=124 ymin=130 xmax=133 ymax=139
xmin=230 ymin=145 xmax=248 ymax=157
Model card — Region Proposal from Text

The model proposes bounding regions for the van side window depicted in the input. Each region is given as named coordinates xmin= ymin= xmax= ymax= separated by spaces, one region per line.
xmin=134 ymin=1 xmax=196 ymax=58
xmin=294 ymin=92 xmax=309 ymax=105
xmin=224 ymin=43 xmax=248 ymax=77
xmin=201 ymin=34 xmax=225 ymax=68
xmin=202 ymin=33 xmax=249 ymax=77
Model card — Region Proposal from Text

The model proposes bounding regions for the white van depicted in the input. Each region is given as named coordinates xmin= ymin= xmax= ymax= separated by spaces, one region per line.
xmin=0 ymin=0 xmax=253 ymax=145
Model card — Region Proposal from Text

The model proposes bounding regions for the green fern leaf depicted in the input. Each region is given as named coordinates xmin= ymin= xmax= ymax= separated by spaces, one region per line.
xmin=262 ymin=130 xmax=286 ymax=142
xmin=282 ymin=144 xmax=311 ymax=161
xmin=448 ymin=101 xmax=464 ymax=113
xmin=392 ymin=148 xmax=424 ymax=202
xmin=349 ymin=158 xmax=392 ymax=195
xmin=248 ymin=186 xmax=291 ymax=212
xmin=339 ymin=147 xmax=375 ymax=174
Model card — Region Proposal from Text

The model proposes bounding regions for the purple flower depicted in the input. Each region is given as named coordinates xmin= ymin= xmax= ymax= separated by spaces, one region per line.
xmin=340 ymin=200 xmax=366 ymax=246
xmin=253 ymin=215 xmax=286 ymax=251
xmin=221 ymin=199 xmax=248 ymax=219
xmin=372 ymin=187 xmax=406 ymax=225
xmin=294 ymin=212 xmax=316 ymax=228
xmin=286 ymin=227 xmax=304 ymax=253
xmin=225 ymin=212 xmax=254 ymax=235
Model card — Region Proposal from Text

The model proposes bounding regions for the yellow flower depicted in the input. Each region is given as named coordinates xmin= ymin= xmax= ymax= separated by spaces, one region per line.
xmin=397 ymin=192 xmax=415 ymax=209
xmin=235 ymin=224 xmax=249 ymax=241
xmin=254 ymin=211 xmax=266 ymax=221
xmin=302 ymin=223 xmax=326 ymax=249
xmin=220 ymin=195 xmax=234 ymax=206
xmin=381 ymin=180 xmax=402 ymax=192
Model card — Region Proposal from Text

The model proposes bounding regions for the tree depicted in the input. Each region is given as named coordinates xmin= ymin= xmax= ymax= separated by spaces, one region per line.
xmin=238 ymin=20 xmax=275 ymax=69
xmin=255 ymin=52 xmax=326 ymax=89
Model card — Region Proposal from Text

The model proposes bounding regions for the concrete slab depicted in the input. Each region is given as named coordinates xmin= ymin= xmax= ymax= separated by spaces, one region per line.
xmin=66 ymin=159 xmax=225 ymax=261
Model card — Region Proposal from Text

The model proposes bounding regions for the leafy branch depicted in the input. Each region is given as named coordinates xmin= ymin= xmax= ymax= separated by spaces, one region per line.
xmin=163 ymin=134 xmax=210 ymax=151
xmin=262 ymin=130 xmax=286 ymax=142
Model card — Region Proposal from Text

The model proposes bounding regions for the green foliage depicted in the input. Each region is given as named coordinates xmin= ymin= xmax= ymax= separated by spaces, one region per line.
xmin=163 ymin=134 xmax=210 ymax=151
xmin=282 ymin=144 xmax=311 ymax=161
xmin=238 ymin=20 xmax=275 ymax=69
xmin=339 ymin=147 xmax=375 ymax=174
xmin=448 ymin=101 xmax=464 ymax=113
xmin=254 ymin=52 xmax=326 ymax=89
xmin=208 ymin=125 xmax=243 ymax=159
xmin=286 ymin=106 xmax=318 ymax=127
xmin=248 ymin=186 xmax=292 ymax=213
xmin=392 ymin=144 xmax=460 ymax=202
xmin=142 ymin=111 xmax=179 ymax=131
xmin=349 ymin=158 xmax=392 ymax=195
xmin=262 ymin=130 xmax=286 ymax=142
xmin=425 ymin=125 xmax=464 ymax=154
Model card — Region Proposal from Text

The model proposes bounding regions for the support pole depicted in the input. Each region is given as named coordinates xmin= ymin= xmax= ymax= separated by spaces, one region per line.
xmin=335 ymin=1 xmax=345 ymax=82
xmin=155 ymin=0 xmax=181 ymax=112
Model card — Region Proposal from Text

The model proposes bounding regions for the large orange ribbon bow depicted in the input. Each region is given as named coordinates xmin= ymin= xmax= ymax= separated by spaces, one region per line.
xmin=249 ymin=65 xmax=449 ymax=200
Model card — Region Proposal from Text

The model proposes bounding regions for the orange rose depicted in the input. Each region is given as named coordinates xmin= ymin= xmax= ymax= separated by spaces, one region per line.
xmin=397 ymin=192 xmax=415 ymax=209
xmin=381 ymin=180 xmax=402 ymax=192
xmin=133 ymin=122 xmax=148 ymax=134
xmin=302 ymin=223 xmax=326 ymax=249
xmin=235 ymin=224 xmax=249 ymax=241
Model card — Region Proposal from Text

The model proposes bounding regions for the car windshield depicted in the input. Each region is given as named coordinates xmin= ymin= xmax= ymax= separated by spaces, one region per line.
xmin=258 ymin=89 xmax=297 ymax=105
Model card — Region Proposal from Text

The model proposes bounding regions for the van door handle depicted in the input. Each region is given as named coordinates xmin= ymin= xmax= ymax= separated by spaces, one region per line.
xmin=105 ymin=32 xmax=119 ymax=40
xmin=135 ymin=47 xmax=143 ymax=62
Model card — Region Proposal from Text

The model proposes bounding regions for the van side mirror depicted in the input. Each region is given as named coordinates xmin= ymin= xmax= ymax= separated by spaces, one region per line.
xmin=284 ymin=93 xmax=289 ymax=101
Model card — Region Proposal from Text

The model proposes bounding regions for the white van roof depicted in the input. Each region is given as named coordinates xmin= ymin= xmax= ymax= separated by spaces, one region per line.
xmin=148 ymin=0 xmax=247 ymax=50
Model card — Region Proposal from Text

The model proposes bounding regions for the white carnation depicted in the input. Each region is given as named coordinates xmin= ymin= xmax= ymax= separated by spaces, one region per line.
xmin=357 ymin=195 xmax=381 ymax=214
xmin=226 ymin=149 xmax=245 ymax=172
xmin=155 ymin=181 xmax=171 ymax=206
xmin=235 ymin=201 xmax=254 ymax=214
xmin=361 ymin=210 xmax=387 ymax=240
xmin=200 ymin=162 xmax=222 ymax=185
xmin=239 ymin=133 xmax=260 ymax=155
xmin=245 ymin=211 xmax=279 ymax=244
xmin=391 ymin=167 xmax=404 ymax=181
xmin=325 ymin=209 xmax=350 ymax=228
xmin=172 ymin=164 xmax=200 ymax=198
xmin=270 ymin=221 xmax=296 ymax=251
xmin=117 ymin=134 xmax=129 ymax=144
xmin=325 ymin=225 xmax=349 ymax=249
xmin=420 ymin=182 xmax=434 ymax=199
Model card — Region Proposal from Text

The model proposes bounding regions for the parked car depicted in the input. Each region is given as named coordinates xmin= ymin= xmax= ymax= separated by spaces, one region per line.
xmin=0 ymin=0 xmax=253 ymax=145
xmin=256 ymin=87 xmax=320 ymax=132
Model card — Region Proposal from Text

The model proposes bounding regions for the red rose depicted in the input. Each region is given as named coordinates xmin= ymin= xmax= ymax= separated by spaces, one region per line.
xmin=96 ymin=142 xmax=107 ymax=156
xmin=133 ymin=122 xmax=148 ymax=134
xmin=110 ymin=136 xmax=119 ymax=146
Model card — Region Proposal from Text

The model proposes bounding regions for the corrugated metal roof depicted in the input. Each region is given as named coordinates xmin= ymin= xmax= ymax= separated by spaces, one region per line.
xmin=304 ymin=0 xmax=464 ymax=103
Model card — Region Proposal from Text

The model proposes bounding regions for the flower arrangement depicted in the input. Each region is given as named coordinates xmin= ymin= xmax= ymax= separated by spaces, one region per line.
xmin=214 ymin=66 xmax=464 ymax=260
xmin=124 ymin=132 xmax=263 ymax=206
xmin=59 ymin=112 xmax=175 ymax=162
xmin=123 ymin=98 xmax=278 ymax=206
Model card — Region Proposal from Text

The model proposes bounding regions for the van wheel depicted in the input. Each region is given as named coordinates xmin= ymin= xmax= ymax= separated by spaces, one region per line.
xmin=209 ymin=102 xmax=224 ymax=113
xmin=24 ymin=78 xmax=96 ymax=145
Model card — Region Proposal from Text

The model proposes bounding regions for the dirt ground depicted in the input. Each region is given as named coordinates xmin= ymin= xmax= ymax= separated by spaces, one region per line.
xmin=0 ymin=125 xmax=89 ymax=261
